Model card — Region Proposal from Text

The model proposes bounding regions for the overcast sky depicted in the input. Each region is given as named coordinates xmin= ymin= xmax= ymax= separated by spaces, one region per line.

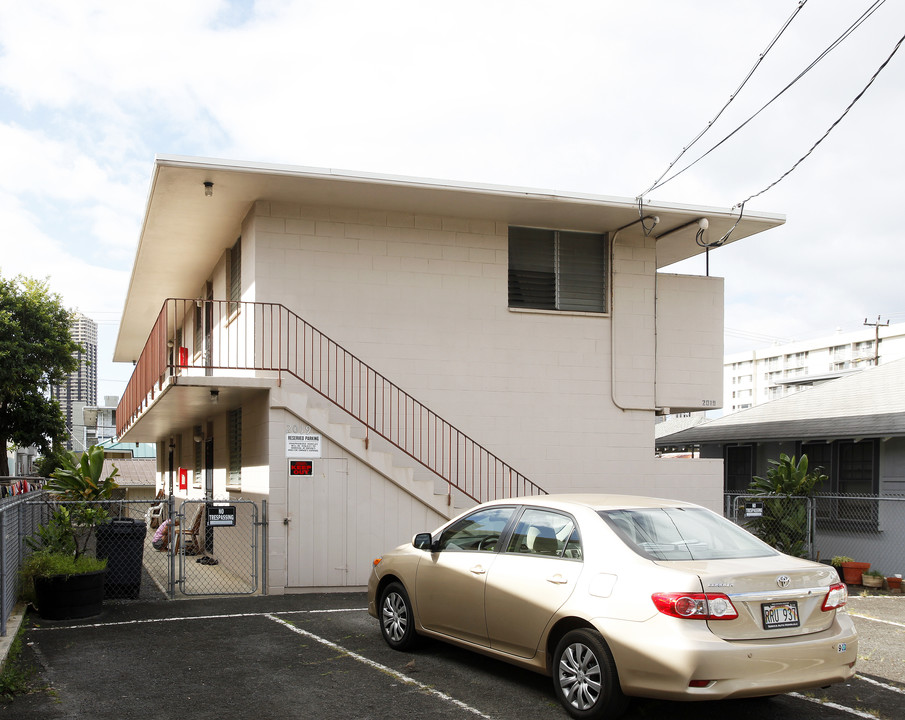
xmin=1 ymin=0 xmax=903 ymax=402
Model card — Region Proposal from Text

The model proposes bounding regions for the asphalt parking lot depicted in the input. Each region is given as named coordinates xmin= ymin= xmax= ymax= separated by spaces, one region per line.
xmin=3 ymin=592 xmax=904 ymax=720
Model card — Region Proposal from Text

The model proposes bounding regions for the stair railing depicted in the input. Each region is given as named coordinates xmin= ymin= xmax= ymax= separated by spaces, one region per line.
xmin=119 ymin=299 xmax=546 ymax=504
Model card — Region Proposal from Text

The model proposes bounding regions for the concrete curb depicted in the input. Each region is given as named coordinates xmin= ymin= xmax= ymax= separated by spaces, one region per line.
xmin=0 ymin=603 xmax=28 ymax=670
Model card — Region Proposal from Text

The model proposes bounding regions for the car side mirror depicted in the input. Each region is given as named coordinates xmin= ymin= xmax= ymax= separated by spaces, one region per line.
xmin=413 ymin=532 xmax=434 ymax=551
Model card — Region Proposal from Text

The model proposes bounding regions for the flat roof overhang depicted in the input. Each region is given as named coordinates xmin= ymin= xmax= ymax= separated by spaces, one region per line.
xmin=117 ymin=376 xmax=274 ymax=443
xmin=114 ymin=155 xmax=785 ymax=361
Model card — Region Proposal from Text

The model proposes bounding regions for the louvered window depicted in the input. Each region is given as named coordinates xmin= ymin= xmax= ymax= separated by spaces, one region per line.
xmin=193 ymin=302 xmax=203 ymax=359
xmin=229 ymin=237 xmax=241 ymax=317
xmin=193 ymin=426 xmax=203 ymax=489
xmin=508 ymin=227 xmax=607 ymax=313
xmin=227 ymin=409 xmax=241 ymax=490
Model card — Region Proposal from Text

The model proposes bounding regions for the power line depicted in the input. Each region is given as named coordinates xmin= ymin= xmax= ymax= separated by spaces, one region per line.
xmin=639 ymin=0 xmax=810 ymax=199
xmin=643 ymin=0 xmax=887 ymax=197
xmin=736 ymin=27 xmax=905 ymax=207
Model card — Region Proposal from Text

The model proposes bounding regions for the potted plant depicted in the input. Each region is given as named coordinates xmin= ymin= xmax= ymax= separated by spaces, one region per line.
xmin=20 ymin=445 xmax=119 ymax=620
xmin=831 ymin=556 xmax=871 ymax=585
xmin=862 ymin=569 xmax=884 ymax=588
xmin=886 ymin=575 xmax=902 ymax=592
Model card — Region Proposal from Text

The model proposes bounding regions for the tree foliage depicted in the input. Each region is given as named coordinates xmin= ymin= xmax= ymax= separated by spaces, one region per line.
xmin=0 ymin=272 xmax=80 ymax=475
xmin=29 ymin=446 xmax=120 ymax=562
xmin=746 ymin=453 xmax=827 ymax=558
xmin=750 ymin=453 xmax=826 ymax=496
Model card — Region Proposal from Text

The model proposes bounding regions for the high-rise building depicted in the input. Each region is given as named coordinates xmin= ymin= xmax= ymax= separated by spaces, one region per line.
xmin=723 ymin=322 xmax=905 ymax=413
xmin=51 ymin=313 xmax=98 ymax=450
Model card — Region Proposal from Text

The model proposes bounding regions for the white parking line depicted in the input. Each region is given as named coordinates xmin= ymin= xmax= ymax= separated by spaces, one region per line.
xmin=856 ymin=673 xmax=905 ymax=696
xmin=848 ymin=611 xmax=905 ymax=630
xmin=788 ymin=692 xmax=878 ymax=718
xmin=28 ymin=607 xmax=369 ymax=631
xmin=265 ymin=613 xmax=492 ymax=719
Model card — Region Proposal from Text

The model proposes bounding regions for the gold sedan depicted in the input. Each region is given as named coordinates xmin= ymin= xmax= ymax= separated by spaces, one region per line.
xmin=368 ymin=495 xmax=857 ymax=719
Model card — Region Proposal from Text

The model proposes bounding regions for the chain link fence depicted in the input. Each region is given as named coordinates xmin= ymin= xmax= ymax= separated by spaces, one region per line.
xmin=727 ymin=494 xmax=815 ymax=560
xmin=812 ymin=494 xmax=905 ymax=578
xmin=726 ymin=493 xmax=905 ymax=578
xmin=1 ymin=494 xmax=266 ymax=633
xmin=0 ymin=490 xmax=47 ymax=635
xmin=176 ymin=499 xmax=260 ymax=596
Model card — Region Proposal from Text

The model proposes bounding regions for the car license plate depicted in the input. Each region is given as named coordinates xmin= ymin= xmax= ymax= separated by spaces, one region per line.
xmin=762 ymin=601 xmax=800 ymax=630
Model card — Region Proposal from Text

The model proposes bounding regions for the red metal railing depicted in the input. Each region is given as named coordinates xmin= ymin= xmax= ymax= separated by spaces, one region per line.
xmin=118 ymin=299 xmax=546 ymax=503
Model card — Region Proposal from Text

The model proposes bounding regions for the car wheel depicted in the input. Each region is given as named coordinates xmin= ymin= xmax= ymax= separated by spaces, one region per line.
xmin=379 ymin=581 xmax=420 ymax=651
xmin=552 ymin=629 xmax=628 ymax=719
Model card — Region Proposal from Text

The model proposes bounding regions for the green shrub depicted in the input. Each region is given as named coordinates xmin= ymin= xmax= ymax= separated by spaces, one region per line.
xmin=746 ymin=453 xmax=826 ymax=558
xmin=20 ymin=552 xmax=106 ymax=581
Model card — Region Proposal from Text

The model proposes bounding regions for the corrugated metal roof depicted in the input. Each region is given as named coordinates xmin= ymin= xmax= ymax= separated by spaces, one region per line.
xmin=104 ymin=458 xmax=156 ymax=487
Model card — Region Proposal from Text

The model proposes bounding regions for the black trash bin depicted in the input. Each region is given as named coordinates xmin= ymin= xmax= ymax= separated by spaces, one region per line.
xmin=96 ymin=518 xmax=148 ymax=599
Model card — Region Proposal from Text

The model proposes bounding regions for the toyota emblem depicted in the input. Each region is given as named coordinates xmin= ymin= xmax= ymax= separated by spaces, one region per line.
xmin=776 ymin=575 xmax=791 ymax=588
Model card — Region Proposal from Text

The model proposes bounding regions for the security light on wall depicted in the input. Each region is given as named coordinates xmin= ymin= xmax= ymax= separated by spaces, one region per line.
xmin=204 ymin=181 xmax=214 ymax=197
xmin=210 ymin=390 xmax=219 ymax=404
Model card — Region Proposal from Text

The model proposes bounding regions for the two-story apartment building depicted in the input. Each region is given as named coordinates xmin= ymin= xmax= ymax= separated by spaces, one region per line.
xmin=113 ymin=156 xmax=783 ymax=593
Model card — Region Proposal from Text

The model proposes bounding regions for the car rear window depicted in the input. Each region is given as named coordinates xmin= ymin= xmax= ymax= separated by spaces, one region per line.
xmin=599 ymin=507 xmax=776 ymax=561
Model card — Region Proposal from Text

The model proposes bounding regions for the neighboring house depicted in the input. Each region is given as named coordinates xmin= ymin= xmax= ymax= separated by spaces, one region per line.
xmin=113 ymin=155 xmax=783 ymax=594
xmin=103 ymin=457 xmax=157 ymax=501
xmin=656 ymin=359 xmax=905 ymax=571
xmin=724 ymin=322 xmax=905 ymax=413
xmin=82 ymin=396 xmax=121 ymax=448
xmin=657 ymin=358 xmax=905 ymax=495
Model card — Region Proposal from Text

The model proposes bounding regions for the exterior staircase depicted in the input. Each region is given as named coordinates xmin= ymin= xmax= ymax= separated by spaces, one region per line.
xmin=118 ymin=299 xmax=546 ymax=514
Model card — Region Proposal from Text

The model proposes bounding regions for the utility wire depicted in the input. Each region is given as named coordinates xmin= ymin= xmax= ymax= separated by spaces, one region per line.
xmin=736 ymin=28 xmax=905 ymax=207
xmin=645 ymin=0 xmax=886 ymax=197
xmin=639 ymin=0 xmax=809 ymax=200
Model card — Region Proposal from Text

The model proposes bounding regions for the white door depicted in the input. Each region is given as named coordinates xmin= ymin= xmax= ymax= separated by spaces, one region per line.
xmin=287 ymin=458 xmax=351 ymax=587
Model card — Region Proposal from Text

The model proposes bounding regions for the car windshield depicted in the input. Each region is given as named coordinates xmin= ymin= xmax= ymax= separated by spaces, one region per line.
xmin=599 ymin=507 xmax=776 ymax=561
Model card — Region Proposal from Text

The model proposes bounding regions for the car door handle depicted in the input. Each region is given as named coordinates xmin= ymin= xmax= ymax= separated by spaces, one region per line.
xmin=470 ymin=565 xmax=486 ymax=575
xmin=547 ymin=574 xmax=568 ymax=585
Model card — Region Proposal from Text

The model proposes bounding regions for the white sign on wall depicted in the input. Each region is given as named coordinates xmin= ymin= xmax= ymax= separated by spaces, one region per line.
xmin=286 ymin=433 xmax=322 ymax=458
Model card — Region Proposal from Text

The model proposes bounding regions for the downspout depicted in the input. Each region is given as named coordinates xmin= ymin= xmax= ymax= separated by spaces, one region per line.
xmin=609 ymin=216 xmax=664 ymax=412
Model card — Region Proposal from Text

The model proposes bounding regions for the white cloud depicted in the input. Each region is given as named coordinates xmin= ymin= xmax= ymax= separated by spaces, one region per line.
xmin=0 ymin=0 xmax=903 ymax=391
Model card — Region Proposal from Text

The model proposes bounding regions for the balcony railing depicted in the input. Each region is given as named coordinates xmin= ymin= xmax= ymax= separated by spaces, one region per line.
xmin=118 ymin=299 xmax=545 ymax=504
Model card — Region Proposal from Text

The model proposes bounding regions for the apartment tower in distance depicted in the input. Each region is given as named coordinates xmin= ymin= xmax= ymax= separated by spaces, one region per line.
xmin=51 ymin=312 xmax=98 ymax=450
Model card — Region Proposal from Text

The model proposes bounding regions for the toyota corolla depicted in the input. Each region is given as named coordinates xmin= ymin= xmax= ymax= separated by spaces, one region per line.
xmin=367 ymin=494 xmax=856 ymax=719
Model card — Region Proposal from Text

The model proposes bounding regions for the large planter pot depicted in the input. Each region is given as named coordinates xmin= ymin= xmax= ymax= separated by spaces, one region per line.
xmin=33 ymin=569 xmax=106 ymax=620
xmin=840 ymin=561 xmax=871 ymax=585
xmin=887 ymin=577 xmax=902 ymax=592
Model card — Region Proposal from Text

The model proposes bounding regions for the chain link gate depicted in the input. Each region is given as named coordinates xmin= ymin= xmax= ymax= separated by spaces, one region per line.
xmin=19 ymin=497 xmax=265 ymax=601
xmin=177 ymin=499 xmax=261 ymax=596
xmin=729 ymin=494 xmax=816 ymax=560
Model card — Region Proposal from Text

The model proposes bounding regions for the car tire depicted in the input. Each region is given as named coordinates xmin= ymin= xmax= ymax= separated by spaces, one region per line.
xmin=552 ymin=628 xmax=628 ymax=719
xmin=379 ymin=581 xmax=420 ymax=651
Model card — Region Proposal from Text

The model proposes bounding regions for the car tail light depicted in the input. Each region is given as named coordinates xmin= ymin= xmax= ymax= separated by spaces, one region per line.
xmin=652 ymin=592 xmax=738 ymax=620
xmin=821 ymin=582 xmax=847 ymax=611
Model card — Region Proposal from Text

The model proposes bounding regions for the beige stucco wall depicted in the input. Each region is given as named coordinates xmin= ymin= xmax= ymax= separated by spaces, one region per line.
xmin=266 ymin=402 xmax=448 ymax=592
xmin=240 ymin=200 xmax=721 ymax=505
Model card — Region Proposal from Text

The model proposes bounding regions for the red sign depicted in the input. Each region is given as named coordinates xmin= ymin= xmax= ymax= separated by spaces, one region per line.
xmin=178 ymin=346 xmax=188 ymax=366
xmin=178 ymin=467 xmax=188 ymax=491
xmin=289 ymin=460 xmax=313 ymax=476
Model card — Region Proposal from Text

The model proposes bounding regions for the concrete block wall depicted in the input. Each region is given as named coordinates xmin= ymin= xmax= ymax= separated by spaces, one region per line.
xmin=239 ymin=199 xmax=722 ymax=500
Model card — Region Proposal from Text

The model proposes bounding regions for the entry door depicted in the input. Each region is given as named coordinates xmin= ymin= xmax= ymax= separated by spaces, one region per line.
xmin=287 ymin=458 xmax=350 ymax=587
